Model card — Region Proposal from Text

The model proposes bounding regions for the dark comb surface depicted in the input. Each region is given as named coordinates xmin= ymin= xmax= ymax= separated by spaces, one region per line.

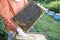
xmin=13 ymin=2 xmax=43 ymax=32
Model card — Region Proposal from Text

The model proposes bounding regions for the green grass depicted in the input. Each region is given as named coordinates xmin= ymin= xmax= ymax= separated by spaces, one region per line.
xmin=32 ymin=14 xmax=60 ymax=40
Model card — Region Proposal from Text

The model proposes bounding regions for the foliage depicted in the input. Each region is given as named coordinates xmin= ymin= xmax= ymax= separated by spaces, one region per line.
xmin=45 ymin=1 xmax=60 ymax=13
xmin=33 ymin=0 xmax=58 ymax=3
xmin=32 ymin=14 xmax=60 ymax=40
xmin=0 ymin=16 xmax=8 ymax=40
xmin=31 ymin=0 xmax=60 ymax=13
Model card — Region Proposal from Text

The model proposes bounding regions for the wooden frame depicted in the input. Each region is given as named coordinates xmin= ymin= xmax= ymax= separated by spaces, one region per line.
xmin=12 ymin=1 xmax=45 ymax=32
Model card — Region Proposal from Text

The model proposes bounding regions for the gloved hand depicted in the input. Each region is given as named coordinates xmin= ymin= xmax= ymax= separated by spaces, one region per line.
xmin=14 ymin=0 xmax=22 ymax=2
xmin=16 ymin=27 xmax=28 ymax=37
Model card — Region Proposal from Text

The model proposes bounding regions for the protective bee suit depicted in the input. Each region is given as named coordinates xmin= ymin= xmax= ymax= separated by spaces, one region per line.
xmin=0 ymin=0 xmax=28 ymax=40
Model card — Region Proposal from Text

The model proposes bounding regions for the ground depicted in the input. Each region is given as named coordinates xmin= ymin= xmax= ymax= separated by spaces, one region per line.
xmin=32 ymin=14 xmax=60 ymax=40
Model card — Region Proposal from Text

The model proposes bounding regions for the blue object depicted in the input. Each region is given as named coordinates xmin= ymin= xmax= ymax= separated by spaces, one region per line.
xmin=8 ymin=31 xmax=16 ymax=40
xmin=48 ymin=11 xmax=55 ymax=16
xmin=54 ymin=14 xmax=60 ymax=20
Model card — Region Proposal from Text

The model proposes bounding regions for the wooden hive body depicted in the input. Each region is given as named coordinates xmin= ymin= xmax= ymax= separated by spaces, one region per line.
xmin=16 ymin=33 xmax=47 ymax=40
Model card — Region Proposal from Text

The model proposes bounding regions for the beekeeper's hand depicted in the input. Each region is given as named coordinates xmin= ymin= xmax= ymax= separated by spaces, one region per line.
xmin=16 ymin=27 xmax=28 ymax=37
xmin=14 ymin=0 xmax=22 ymax=2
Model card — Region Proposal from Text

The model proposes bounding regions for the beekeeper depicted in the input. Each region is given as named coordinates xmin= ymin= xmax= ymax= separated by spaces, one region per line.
xmin=0 ymin=0 xmax=28 ymax=40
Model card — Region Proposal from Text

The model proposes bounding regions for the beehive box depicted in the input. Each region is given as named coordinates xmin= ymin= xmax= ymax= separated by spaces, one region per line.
xmin=13 ymin=1 xmax=44 ymax=32
xmin=54 ymin=13 xmax=60 ymax=20
xmin=16 ymin=33 xmax=47 ymax=40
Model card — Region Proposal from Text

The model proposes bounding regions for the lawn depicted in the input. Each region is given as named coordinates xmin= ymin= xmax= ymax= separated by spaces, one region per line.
xmin=32 ymin=14 xmax=60 ymax=40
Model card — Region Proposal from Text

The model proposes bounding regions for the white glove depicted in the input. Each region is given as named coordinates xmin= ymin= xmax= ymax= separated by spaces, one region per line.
xmin=16 ymin=27 xmax=27 ymax=37
xmin=14 ymin=0 xmax=22 ymax=2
